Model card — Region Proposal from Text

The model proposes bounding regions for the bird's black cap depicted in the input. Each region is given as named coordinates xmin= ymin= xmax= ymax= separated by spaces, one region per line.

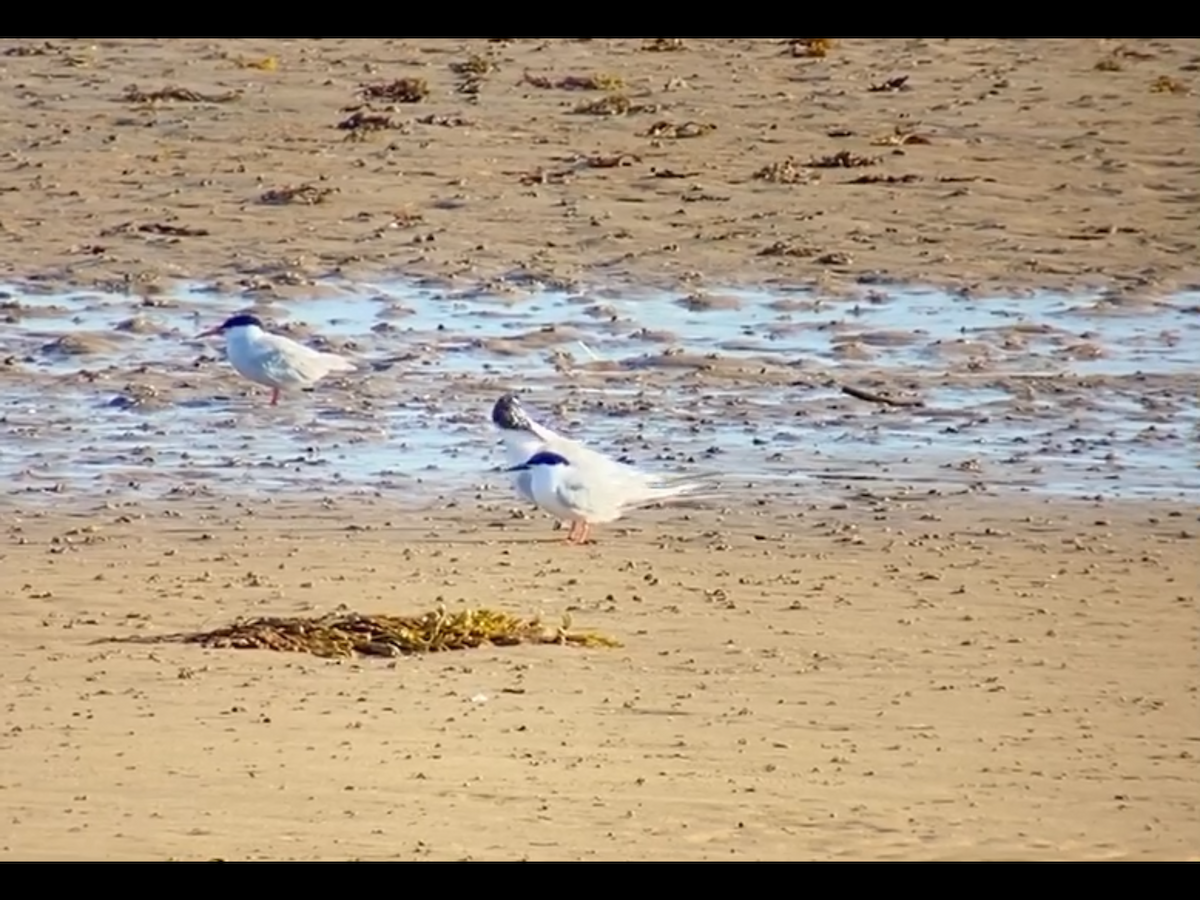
xmin=491 ymin=393 xmax=535 ymax=431
xmin=219 ymin=313 xmax=264 ymax=330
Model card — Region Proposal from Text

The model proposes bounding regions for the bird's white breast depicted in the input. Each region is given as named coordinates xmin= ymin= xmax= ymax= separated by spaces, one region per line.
xmin=528 ymin=465 xmax=578 ymax=521
xmin=224 ymin=325 xmax=276 ymax=385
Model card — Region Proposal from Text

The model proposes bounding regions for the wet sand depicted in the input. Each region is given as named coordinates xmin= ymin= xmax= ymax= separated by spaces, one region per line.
xmin=1 ymin=39 xmax=1198 ymax=861
xmin=2 ymin=282 xmax=1197 ymax=502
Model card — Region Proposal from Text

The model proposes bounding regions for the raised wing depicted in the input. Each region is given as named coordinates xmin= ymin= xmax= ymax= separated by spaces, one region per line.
xmin=500 ymin=430 xmax=547 ymax=468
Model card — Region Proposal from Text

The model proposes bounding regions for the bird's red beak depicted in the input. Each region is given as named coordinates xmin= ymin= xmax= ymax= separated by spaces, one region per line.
xmin=195 ymin=325 xmax=223 ymax=339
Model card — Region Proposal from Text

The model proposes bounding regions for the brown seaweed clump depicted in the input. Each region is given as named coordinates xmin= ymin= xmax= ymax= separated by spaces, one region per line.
xmin=752 ymin=157 xmax=812 ymax=184
xmin=97 ymin=608 xmax=621 ymax=658
xmin=122 ymin=85 xmax=241 ymax=104
xmin=808 ymin=149 xmax=880 ymax=168
xmin=336 ymin=109 xmax=405 ymax=138
xmin=359 ymin=78 xmax=429 ymax=103
xmin=450 ymin=55 xmax=494 ymax=76
xmin=644 ymin=120 xmax=716 ymax=139
xmin=643 ymin=38 xmax=685 ymax=52
xmin=259 ymin=183 xmax=337 ymax=205
xmin=522 ymin=72 xmax=625 ymax=91
xmin=1150 ymin=75 xmax=1189 ymax=94
xmin=786 ymin=38 xmax=835 ymax=58
xmin=573 ymin=94 xmax=635 ymax=115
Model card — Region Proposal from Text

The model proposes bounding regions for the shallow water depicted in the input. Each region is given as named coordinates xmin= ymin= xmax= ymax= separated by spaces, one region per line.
xmin=1 ymin=280 xmax=1197 ymax=503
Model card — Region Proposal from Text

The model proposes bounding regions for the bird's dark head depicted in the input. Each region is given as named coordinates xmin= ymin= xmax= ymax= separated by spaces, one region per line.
xmin=506 ymin=450 xmax=570 ymax=472
xmin=491 ymin=393 xmax=535 ymax=432
xmin=197 ymin=313 xmax=263 ymax=338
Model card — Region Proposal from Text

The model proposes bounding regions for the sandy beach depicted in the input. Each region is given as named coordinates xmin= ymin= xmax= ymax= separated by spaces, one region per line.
xmin=0 ymin=38 xmax=1198 ymax=861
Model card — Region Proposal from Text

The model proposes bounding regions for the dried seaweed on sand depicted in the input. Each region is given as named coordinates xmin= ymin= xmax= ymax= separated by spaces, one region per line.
xmin=97 ymin=608 xmax=621 ymax=658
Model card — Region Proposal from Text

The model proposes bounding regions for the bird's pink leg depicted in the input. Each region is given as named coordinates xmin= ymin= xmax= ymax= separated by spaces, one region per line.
xmin=578 ymin=522 xmax=592 ymax=545
xmin=564 ymin=521 xmax=591 ymax=545
xmin=270 ymin=387 xmax=280 ymax=406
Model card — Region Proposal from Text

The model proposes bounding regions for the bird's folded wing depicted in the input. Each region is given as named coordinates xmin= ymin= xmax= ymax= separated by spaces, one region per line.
xmin=259 ymin=335 xmax=354 ymax=381
xmin=557 ymin=474 xmax=610 ymax=521
xmin=249 ymin=346 xmax=299 ymax=383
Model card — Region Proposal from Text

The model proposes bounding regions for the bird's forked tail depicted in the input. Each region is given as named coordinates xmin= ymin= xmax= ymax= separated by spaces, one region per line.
xmin=323 ymin=353 xmax=358 ymax=373
xmin=629 ymin=471 xmax=730 ymax=510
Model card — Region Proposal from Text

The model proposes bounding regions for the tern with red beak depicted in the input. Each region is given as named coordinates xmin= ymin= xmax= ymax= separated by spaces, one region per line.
xmin=196 ymin=313 xmax=356 ymax=406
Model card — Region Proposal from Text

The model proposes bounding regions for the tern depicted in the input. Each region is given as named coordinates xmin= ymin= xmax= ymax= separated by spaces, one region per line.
xmin=492 ymin=393 xmax=723 ymax=543
xmin=506 ymin=449 xmax=719 ymax=545
xmin=196 ymin=313 xmax=356 ymax=406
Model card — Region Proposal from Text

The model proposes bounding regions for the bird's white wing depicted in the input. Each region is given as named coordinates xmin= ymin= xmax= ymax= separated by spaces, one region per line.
xmin=497 ymin=415 xmax=614 ymax=471
xmin=257 ymin=333 xmax=355 ymax=384
xmin=523 ymin=417 xmax=566 ymax=446
xmin=533 ymin=430 xmax=645 ymax=481
xmin=500 ymin=430 xmax=548 ymax=468
xmin=552 ymin=468 xmax=615 ymax=522
xmin=570 ymin=452 xmax=723 ymax=513
xmin=498 ymin=399 xmax=707 ymax=502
